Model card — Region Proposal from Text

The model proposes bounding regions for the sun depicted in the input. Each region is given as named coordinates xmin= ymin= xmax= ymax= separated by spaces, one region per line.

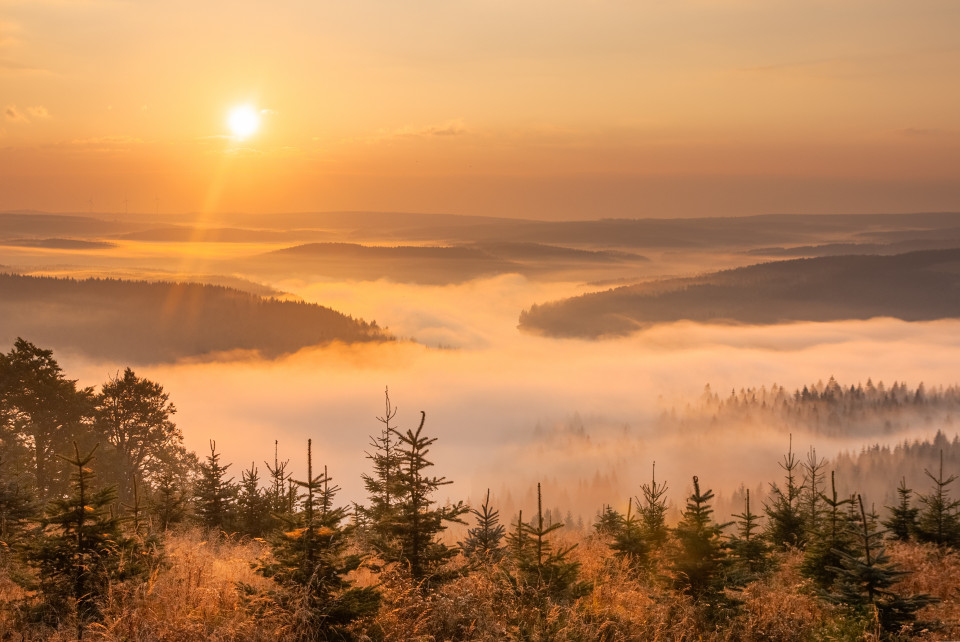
xmin=227 ymin=104 xmax=260 ymax=139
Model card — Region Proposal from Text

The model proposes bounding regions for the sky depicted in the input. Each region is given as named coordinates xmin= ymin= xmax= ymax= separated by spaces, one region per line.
xmin=2 ymin=0 xmax=960 ymax=218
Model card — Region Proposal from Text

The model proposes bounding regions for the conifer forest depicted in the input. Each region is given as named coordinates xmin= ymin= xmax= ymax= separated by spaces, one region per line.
xmin=3 ymin=338 xmax=960 ymax=641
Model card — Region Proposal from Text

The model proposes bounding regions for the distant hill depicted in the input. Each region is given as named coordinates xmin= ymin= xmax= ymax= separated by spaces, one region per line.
xmin=0 ymin=273 xmax=392 ymax=363
xmin=235 ymin=241 xmax=646 ymax=284
xmin=519 ymin=248 xmax=960 ymax=338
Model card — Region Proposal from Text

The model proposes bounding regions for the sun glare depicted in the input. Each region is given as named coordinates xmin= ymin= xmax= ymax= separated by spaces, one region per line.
xmin=227 ymin=105 xmax=260 ymax=139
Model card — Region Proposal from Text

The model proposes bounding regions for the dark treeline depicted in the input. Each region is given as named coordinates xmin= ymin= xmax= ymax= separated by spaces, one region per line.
xmin=3 ymin=341 xmax=960 ymax=640
xmin=519 ymin=248 xmax=960 ymax=338
xmin=0 ymin=273 xmax=392 ymax=363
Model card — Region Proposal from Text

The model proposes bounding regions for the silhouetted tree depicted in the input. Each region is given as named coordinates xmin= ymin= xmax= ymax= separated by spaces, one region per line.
xmin=670 ymin=475 xmax=729 ymax=603
xmin=728 ymin=488 xmax=768 ymax=585
xmin=883 ymin=477 xmax=919 ymax=542
xmin=638 ymin=461 xmax=669 ymax=550
xmin=611 ymin=500 xmax=647 ymax=567
xmin=765 ymin=436 xmax=806 ymax=549
xmin=915 ymin=450 xmax=960 ymax=547
xmin=511 ymin=483 xmax=582 ymax=600
xmin=0 ymin=339 xmax=94 ymax=498
xmin=802 ymin=471 xmax=854 ymax=588
xmin=237 ymin=462 xmax=271 ymax=537
xmin=94 ymin=368 xmax=184 ymax=503
xmin=194 ymin=440 xmax=237 ymax=532
xmin=460 ymin=488 xmax=505 ymax=562
xmin=828 ymin=495 xmax=938 ymax=635
xmin=359 ymin=388 xmax=404 ymax=549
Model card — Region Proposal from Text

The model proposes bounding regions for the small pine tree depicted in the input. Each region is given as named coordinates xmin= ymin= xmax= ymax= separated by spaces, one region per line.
xmin=637 ymin=461 xmax=669 ymax=549
xmin=255 ymin=439 xmax=379 ymax=640
xmin=801 ymin=447 xmax=826 ymax=538
xmin=359 ymin=388 xmax=404 ymax=548
xmin=194 ymin=440 xmax=237 ymax=533
xmin=828 ymin=495 xmax=938 ymax=635
xmin=511 ymin=483 xmax=583 ymax=600
xmin=237 ymin=462 xmax=271 ymax=537
xmin=802 ymin=470 xmax=855 ymax=589
xmin=670 ymin=475 xmax=729 ymax=603
xmin=727 ymin=488 xmax=769 ymax=586
xmin=765 ymin=435 xmax=806 ymax=550
xmin=882 ymin=477 xmax=919 ymax=542
xmin=460 ymin=488 xmax=506 ymax=562
xmin=23 ymin=444 xmax=127 ymax=638
xmin=593 ymin=504 xmax=624 ymax=537
xmin=150 ymin=469 xmax=188 ymax=531
xmin=611 ymin=499 xmax=647 ymax=567
xmin=915 ymin=450 xmax=960 ymax=547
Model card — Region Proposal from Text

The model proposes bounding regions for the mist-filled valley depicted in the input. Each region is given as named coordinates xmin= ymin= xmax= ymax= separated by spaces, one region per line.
xmin=4 ymin=210 xmax=960 ymax=523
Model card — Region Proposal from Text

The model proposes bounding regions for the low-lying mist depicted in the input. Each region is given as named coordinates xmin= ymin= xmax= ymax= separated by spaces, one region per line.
xmin=54 ymin=274 xmax=960 ymax=523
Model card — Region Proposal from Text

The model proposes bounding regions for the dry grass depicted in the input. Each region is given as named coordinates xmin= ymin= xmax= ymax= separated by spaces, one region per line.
xmin=4 ymin=529 xmax=960 ymax=640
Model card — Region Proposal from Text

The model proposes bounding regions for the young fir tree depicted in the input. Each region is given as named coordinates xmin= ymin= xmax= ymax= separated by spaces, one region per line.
xmin=255 ymin=439 xmax=379 ymax=640
xmin=669 ymin=475 xmax=729 ymax=603
xmin=150 ymin=469 xmax=188 ymax=531
xmin=637 ymin=461 xmax=669 ymax=550
xmin=460 ymin=488 xmax=506 ymax=562
xmin=801 ymin=470 xmax=855 ymax=589
xmin=765 ymin=436 xmax=806 ymax=550
xmin=883 ymin=477 xmax=919 ymax=542
xmin=915 ymin=450 xmax=960 ymax=547
xmin=359 ymin=389 xmax=404 ymax=549
xmin=828 ymin=495 xmax=938 ymax=635
xmin=194 ymin=440 xmax=237 ymax=533
xmin=801 ymin=447 xmax=826 ymax=539
xmin=387 ymin=410 xmax=467 ymax=586
xmin=611 ymin=499 xmax=648 ymax=567
xmin=23 ymin=444 xmax=132 ymax=638
xmin=237 ymin=462 xmax=271 ymax=537
xmin=593 ymin=504 xmax=624 ymax=537
xmin=510 ymin=483 xmax=583 ymax=600
xmin=727 ymin=488 xmax=769 ymax=586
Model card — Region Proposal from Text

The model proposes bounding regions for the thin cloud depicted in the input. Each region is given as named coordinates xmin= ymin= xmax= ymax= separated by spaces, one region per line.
xmin=4 ymin=105 xmax=27 ymax=122
xmin=368 ymin=118 xmax=469 ymax=142
xmin=27 ymin=105 xmax=50 ymax=119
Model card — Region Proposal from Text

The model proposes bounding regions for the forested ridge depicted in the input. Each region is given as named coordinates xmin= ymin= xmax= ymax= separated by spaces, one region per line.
xmin=2 ymin=340 xmax=960 ymax=640
xmin=0 ymin=273 xmax=391 ymax=363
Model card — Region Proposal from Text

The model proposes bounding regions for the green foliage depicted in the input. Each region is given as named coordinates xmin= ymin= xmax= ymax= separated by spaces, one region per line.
xmin=509 ymin=483 xmax=583 ymax=600
xmin=610 ymin=500 xmax=648 ymax=567
xmin=802 ymin=470 xmax=855 ymax=588
xmin=0 ymin=338 xmax=94 ymax=499
xmin=460 ymin=488 xmax=505 ymax=562
xmin=94 ymin=367 xmax=186 ymax=504
xmin=765 ymin=435 xmax=806 ymax=550
xmin=23 ymin=444 xmax=151 ymax=639
xmin=827 ymin=495 xmax=938 ymax=636
xmin=727 ymin=488 xmax=769 ymax=586
xmin=237 ymin=462 xmax=271 ymax=537
xmin=915 ymin=450 xmax=960 ymax=547
xmin=150 ymin=469 xmax=189 ymax=531
xmin=593 ymin=504 xmax=624 ymax=537
xmin=359 ymin=388 xmax=404 ymax=551
xmin=637 ymin=461 xmax=669 ymax=550
xmin=254 ymin=439 xmax=379 ymax=640
xmin=882 ymin=477 xmax=919 ymax=542
xmin=194 ymin=440 xmax=238 ymax=532
xmin=669 ymin=475 xmax=729 ymax=603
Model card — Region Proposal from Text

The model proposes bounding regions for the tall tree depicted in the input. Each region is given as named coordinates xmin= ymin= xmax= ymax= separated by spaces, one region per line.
xmin=0 ymin=339 xmax=93 ymax=498
xmin=94 ymin=368 xmax=184 ymax=502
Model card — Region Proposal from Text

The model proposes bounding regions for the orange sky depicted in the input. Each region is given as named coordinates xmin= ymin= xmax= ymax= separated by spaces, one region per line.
xmin=2 ymin=0 xmax=960 ymax=218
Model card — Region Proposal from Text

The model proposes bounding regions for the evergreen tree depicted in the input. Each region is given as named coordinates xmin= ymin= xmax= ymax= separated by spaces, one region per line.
xmin=359 ymin=389 xmax=404 ymax=548
xmin=727 ymin=488 xmax=768 ymax=586
xmin=0 ymin=452 xmax=36 ymax=547
xmin=150 ymin=469 xmax=188 ymax=531
xmin=511 ymin=483 xmax=582 ymax=599
xmin=828 ymin=495 xmax=938 ymax=635
xmin=802 ymin=471 xmax=854 ymax=588
xmin=255 ymin=439 xmax=379 ymax=640
xmin=194 ymin=440 xmax=237 ymax=532
xmin=801 ymin=447 xmax=826 ymax=538
xmin=593 ymin=504 xmax=624 ymax=537
xmin=637 ymin=461 xmax=669 ymax=550
xmin=460 ymin=488 xmax=506 ymax=562
xmin=670 ymin=475 xmax=729 ymax=603
xmin=610 ymin=499 xmax=647 ymax=567
xmin=388 ymin=410 xmax=467 ymax=585
xmin=882 ymin=477 xmax=919 ymax=542
xmin=237 ymin=462 xmax=271 ymax=537
xmin=765 ymin=436 xmax=806 ymax=549
xmin=23 ymin=444 xmax=130 ymax=638
xmin=915 ymin=450 xmax=960 ymax=547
